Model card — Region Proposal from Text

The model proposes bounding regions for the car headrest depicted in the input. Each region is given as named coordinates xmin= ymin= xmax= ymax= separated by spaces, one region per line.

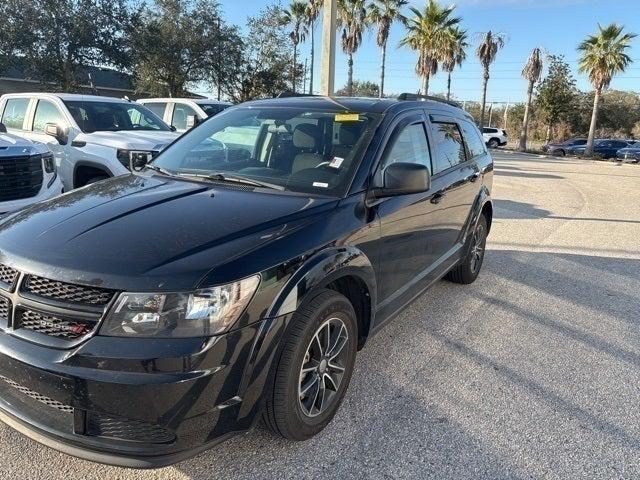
xmin=338 ymin=122 xmax=362 ymax=147
xmin=293 ymin=123 xmax=320 ymax=150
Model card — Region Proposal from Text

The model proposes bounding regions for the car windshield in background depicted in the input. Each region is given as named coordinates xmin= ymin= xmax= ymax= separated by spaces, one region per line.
xmin=64 ymin=100 xmax=171 ymax=133
xmin=151 ymin=107 xmax=380 ymax=196
xmin=199 ymin=103 xmax=231 ymax=117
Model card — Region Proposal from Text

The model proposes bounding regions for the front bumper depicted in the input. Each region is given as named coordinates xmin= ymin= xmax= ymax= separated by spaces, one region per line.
xmin=0 ymin=173 xmax=63 ymax=214
xmin=0 ymin=315 xmax=289 ymax=468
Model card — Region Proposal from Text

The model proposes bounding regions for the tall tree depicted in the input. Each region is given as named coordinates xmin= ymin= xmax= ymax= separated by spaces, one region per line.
xmin=535 ymin=55 xmax=578 ymax=141
xmin=305 ymin=0 xmax=323 ymax=94
xmin=337 ymin=0 xmax=368 ymax=96
xmin=476 ymin=31 xmax=506 ymax=127
xmin=399 ymin=1 xmax=460 ymax=95
xmin=577 ymin=23 xmax=636 ymax=155
xmin=367 ymin=0 xmax=407 ymax=98
xmin=283 ymin=1 xmax=309 ymax=93
xmin=442 ymin=26 xmax=468 ymax=100
xmin=0 ymin=0 xmax=131 ymax=91
xmin=518 ymin=47 xmax=543 ymax=151
xmin=130 ymin=0 xmax=241 ymax=97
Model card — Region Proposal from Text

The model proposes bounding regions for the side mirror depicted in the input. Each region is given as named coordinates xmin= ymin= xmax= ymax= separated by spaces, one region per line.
xmin=372 ymin=162 xmax=431 ymax=198
xmin=0 ymin=123 xmax=6 ymax=133
xmin=186 ymin=115 xmax=200 ymax=129
xmin=44 ymin=123 xmax=68 ymax=145
xmin=128 ymin=151 xmax=153 ymax=172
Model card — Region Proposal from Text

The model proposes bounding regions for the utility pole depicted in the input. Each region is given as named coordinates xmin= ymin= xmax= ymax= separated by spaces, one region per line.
xmin=320 ymin=0 xmax=337 ymax=96
xmin=488 ymin=102 xmax=494 ymax=127
xmin=503 ymin=98 xmax=510 ymax=128
xmin=303 ymin=58 xmax=308 ymax=94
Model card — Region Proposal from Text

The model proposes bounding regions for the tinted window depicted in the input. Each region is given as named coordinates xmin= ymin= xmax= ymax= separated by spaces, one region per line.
xmin=380 ymin=123 xmax=431 ymax=173
xmin=172 ymin=104 xmax=199 ymax=130
xmin=611 ymin=141 xmax=628 ymax=148
xmin=144 ymin=102 xmax=167 ymax=119
xmin=1 ymin=98 xmax=30 ymax=129
xmin=431 ymin=122 xmax=467 ymax=174
xmin=32 ymin=100 xmax=65 ymax=132
xmin=199 ymin=103 xmax=230 ymax=117
xmin=64 ymin=101 xmax=170 ymax=132
xmin=153 ymin=107 xmax=380 ymax=197
xmin=460 ymin=121 xmax=486 ymax=158
xmin=482 ymin=127 xmax=497 ymax=134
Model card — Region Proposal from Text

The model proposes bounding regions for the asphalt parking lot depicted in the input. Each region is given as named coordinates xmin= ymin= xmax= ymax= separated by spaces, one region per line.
xmin=1 ymin=151 xmax=639 ymax=479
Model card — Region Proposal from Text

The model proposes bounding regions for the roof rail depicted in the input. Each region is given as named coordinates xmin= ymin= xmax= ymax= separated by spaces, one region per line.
xmin=397 ymin=93 xmax=461 ymax=108
xmin=276 ymin=91 xmax=320 ymax=98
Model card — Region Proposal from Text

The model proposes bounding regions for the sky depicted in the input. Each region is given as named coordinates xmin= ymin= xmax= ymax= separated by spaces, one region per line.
xmin=213 ymin=0 xmax=640 ymax=103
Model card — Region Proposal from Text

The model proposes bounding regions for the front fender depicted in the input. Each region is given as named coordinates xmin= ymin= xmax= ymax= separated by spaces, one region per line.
xmin=266 ymin=246 xmax=377 ymax=320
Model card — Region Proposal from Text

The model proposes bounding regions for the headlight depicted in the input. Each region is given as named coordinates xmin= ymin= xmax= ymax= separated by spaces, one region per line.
xmin=100 ymin=275 xmax=260 ymax=338
xmin=42 ymin=153 xmax=56 ymax=173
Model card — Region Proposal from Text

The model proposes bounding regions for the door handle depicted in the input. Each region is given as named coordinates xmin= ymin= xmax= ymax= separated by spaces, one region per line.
xmin=430 ymin=191 xmax=446 ymax=204
xmin=469 ymin=171 xmax=481 ymax=182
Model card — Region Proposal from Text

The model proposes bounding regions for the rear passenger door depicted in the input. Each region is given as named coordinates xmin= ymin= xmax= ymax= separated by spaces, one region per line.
xmin=426 ymin=115 xmax=482 ymax=261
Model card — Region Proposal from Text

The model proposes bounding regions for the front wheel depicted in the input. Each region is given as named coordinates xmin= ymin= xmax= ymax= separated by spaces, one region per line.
xmin=446 ymin=214 xmax=488 ymax=284
xmin=262 ymin=289 xmax=358 ymax=441
xmin=487 ymin=138 xmax=500 ymax=148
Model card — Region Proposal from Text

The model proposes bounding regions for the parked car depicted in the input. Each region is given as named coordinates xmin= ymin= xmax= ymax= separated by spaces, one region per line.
xmin=567 ymin=139 xmax=631 ymax=158
xmin=481 ymin=127 xmax=508 ymax=148
xmin=0 ymin=93 xmax=180 ymax=191
xmin=0 ymin=123 xmax=63 ymax=215
xmin=0 ymin=93 xmax=493 ymax=467
xmin=138 ymin=98 xmax=232 ymax=132
xmin=541 ymin=138 xmax=587 ymax=156
xmin=616 ymin=142 xmax=640 ymax=163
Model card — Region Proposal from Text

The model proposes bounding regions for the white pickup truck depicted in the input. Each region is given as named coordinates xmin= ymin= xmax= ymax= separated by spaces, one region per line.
xmin=0 ymin=125 xmax=63 ymax=214
xmin=0 ymin=93 xmax=180 ymax=191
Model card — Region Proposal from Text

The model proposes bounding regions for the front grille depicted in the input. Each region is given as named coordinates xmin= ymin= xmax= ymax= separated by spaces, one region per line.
xmin=17 ymin=309 xmax=97 ymax=340
xmin=0 ymin=263 xmax=19 ymax=289
xmin=0 ymin=296 xmax=10 ymax=322
xmin=24 ymin=275 xmax=115 ymax=305
xmin=0 ymin=374 xmax=73 ymax=413
xmin=0 ymin=154 xmax=43 ymax=201
xmin=86 ymin=413 xmax=175 ymax=444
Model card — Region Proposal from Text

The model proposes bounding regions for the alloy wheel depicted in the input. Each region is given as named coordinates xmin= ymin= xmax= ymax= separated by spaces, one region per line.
xmin=298 ymin=317 xmax=349 ymax=417
xmin=470 ymin=222 xmax=486 ymax=274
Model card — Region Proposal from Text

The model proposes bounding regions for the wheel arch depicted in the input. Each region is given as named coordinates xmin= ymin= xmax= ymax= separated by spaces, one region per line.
xmin=267 ymin=246 xmax=377 ymax=349
xmin=73 ymin=160 xmax=113 ymax=188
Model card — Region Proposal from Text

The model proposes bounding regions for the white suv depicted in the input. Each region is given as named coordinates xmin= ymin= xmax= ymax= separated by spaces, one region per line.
xmin=482 ymin=127 xmax=508 ymax=148
xmin=0 ymin=125 xmax=63 ymax=214
xmin=138 ymin=98 xmax=232 ymax=132
xmin=0 ymin=93 xmax=180 ymax=191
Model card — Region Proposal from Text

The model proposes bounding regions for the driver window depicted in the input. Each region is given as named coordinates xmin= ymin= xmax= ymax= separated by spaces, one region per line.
xmin=380 ymin=123 xmax=432 ymax=174
xmin=172 ymin=104 xmax=199 ymax=130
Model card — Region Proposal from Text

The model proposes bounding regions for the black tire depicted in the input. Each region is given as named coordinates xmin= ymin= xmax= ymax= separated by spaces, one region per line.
xmin=556 ymin=149 xmax=565 ymax=157
xmin=446 ymin=214 xmax=488 ymax=284
xmin=488 ymin=138 xmax=500 ymax=148
xmin=262 ymin=288 xmax=358 ymax=441
xmin=84 ymin=175 xmax=109 ymax=186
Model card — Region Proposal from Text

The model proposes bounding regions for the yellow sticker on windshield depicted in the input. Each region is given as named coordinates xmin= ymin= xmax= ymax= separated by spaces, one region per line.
xmin=335 ymin=113 xmax=360 ymax=122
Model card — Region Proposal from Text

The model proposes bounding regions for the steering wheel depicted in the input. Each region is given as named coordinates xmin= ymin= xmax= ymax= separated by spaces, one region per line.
xmin=209 ymin=138 xmax=229 ymax=162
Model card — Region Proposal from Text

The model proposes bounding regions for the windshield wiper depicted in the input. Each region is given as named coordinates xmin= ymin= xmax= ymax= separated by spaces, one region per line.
xmin=179 ymin=172 xmax=285 ymax=191
xmin=144 ymin=163 xmax=175 ymax=176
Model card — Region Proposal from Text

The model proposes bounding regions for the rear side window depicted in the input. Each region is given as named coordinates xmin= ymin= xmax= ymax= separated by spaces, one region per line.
xmin=461 ymin=121 xmax=486 ymax=159
xmin=1 ymin=98 xmax=30 ymax=129
xmin=380 ymin=123 xmax=432 ymax=173
xmin=32 ymin=100 xmax=65 ymax=132
xmin=431 ymin=122 xmax=467 ymax=174
xmin=482 ymin=127 xmax=496 ymax=134
xmin=144 ymin=102 xmax=167 ymax=119
xmin=172 ymin=104 xmax=199 ymax=130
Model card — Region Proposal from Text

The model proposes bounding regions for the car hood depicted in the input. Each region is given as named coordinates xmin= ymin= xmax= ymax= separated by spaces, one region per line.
xmin=77 ymin=130 xmax=180 ymax=151
xmin=0 ymin=132 xmax=49 ymax=155
xmin=0 ymin=174 xmax=338 ymax=291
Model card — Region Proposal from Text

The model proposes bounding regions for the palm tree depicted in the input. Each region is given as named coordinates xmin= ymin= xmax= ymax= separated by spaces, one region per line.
xmin=337 ymin=0 xmax=368 ymax=96
xmin=476 ymin=31 xmax=506 ymax=127
xmin=283 ymin=1 xmax=309 ymax=93
xmin=305 ymin=0 xmax=323 ymax=94
xmin=367 ymin=0 xmax=408 ymax=98
xmin=578 ymin=23 xmax=636 ymax=156
xmin=400 ymin=1 xmax=460 ymax=95
xmin=442 ymin=26 xmax=468 ymax=100
xmin=518 ymin=47 xmax=543 ymax=151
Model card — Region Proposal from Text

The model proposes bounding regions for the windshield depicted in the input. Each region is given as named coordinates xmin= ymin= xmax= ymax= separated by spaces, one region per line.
xmin=64 ymin=100 xmax=171 ymax=133
xmin=199 ymin=103 xmax=231 ymax=117
xmin=151 ymin=107 xmax=380 ymax=196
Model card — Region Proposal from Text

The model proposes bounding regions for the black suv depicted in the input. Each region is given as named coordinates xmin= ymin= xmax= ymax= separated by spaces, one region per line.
xmin=0 ymin=94 xmax=493 ymax=467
